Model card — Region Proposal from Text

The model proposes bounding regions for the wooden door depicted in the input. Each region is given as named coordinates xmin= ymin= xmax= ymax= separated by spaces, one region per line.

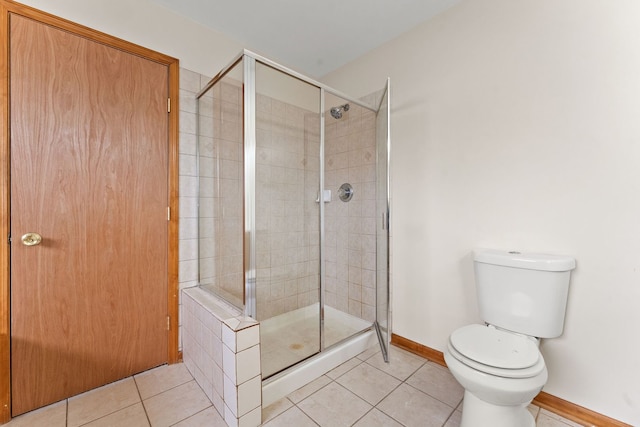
xmin=10 ymin=14 xmax=169 ymax=415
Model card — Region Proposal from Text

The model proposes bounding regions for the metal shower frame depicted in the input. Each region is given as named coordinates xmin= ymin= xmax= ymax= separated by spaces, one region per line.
xmin=197 ymin=49 xmax=391 ymax=360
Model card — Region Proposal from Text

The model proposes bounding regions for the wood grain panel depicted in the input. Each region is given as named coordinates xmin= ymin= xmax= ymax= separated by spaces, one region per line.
xmin=391 ymin=334 xmax=632 ymax=427
xmin=9 ymin=13 xmax=168 ymax=415
xmin=0 ymin=1 xmax=180 ymax=421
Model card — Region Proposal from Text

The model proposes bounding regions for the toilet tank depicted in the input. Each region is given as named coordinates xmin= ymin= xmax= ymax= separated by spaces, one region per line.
xmin=474 ymin=249 xmax=576 ymax=338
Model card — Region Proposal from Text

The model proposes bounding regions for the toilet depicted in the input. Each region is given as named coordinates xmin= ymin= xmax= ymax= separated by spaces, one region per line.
xmin=444 ymin=249 xmax=576 ymax=427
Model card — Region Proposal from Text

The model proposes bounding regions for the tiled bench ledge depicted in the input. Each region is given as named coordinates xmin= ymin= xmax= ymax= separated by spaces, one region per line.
xmin=182 ymin=287 xmax=261 ymax=427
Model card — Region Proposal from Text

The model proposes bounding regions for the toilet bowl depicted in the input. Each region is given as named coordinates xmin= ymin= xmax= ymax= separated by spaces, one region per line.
xmin=446 ymin=249 xmax=576 ymax=427
xmin=444 ymin=324 xmax=547 ymax=427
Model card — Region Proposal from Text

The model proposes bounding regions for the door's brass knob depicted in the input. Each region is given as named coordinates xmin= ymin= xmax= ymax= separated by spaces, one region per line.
xmin=21 ymin=232 xmax=42 ymax=246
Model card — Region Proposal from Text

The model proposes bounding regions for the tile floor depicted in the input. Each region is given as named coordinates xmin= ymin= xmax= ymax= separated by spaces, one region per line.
xmin=6 ymin=345 xmax=585 ymax=427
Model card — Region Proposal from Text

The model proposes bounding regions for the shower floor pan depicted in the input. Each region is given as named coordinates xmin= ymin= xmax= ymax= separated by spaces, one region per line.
xmin=260 ymin=304 xmax=372 ymax=379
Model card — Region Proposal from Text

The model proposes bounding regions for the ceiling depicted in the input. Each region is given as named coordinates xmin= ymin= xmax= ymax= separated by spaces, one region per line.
xmin=149 ymin=0 xmax=462 ymax=78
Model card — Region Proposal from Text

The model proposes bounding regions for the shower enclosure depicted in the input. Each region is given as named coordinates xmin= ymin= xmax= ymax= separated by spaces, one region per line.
xmin=197 ymin=50 xmax=390 ymax=379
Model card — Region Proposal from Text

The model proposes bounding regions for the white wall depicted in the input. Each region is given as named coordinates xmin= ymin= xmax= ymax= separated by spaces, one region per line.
xmin=323 ymin=0 xmax=640 ymax=424
xmin=17 ymin=0 xmax=242 ymax=76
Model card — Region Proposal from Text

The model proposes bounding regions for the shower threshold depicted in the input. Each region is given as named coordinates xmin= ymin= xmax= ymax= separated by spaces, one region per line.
xmin=262 ymin=326 xmax=377 ymax=407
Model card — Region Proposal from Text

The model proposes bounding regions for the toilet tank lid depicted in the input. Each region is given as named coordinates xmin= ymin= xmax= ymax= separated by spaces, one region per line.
xmin=474 ymin=249 xmax=576 ymax=272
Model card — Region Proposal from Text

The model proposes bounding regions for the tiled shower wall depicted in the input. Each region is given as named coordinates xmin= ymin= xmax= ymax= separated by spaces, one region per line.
xmin=179 ymin=68 xmax=210 ymax=347
xmin=324 ymin=104 xmax=378 ymax=322
xmin=198 ymin=77 xmax=244 ymax=308
xmin=254 ymin=94 xmax=320 ymax=321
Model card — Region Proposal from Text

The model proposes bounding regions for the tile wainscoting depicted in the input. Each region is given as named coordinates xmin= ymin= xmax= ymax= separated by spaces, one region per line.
xmin=182 ymin=288 xmax=262 ymax=427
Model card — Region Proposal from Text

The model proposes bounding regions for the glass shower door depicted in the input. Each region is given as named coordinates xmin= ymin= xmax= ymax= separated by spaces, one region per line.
xmin=375 ymin=79 xmax=391 ymax=362
xmin=253 ymin=60 xmax=322 ymax=378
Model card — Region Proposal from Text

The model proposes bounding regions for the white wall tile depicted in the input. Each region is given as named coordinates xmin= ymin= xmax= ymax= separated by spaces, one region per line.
xmin=179 ymin=239 xmax=198 ymax=262
xmin=238 ymin=406 xmax=261 ymax=427
xmin=179 ymin=68 xmax=201 ymax=93
xmin=222 ymin=344 xmax=236 ymax=384
xmin=179 ymin=153 xmax=197 ymax=177
xmin=222 ymin=324 xmax=236 ymax=351
xmin=223 ymin=375 xmax=237 ymax=417
xmin=179 ymin=110 xmax=196 ymax=134
xmin=237 ymin=375 xmax=261 ymax=417
xmin=179 ymin=260 xmax=198 ymax=283
xmin=213 ymin=363 xmax=224 ymax=397
xmin=236 ymin=345 xmax=261 ymax=385
xmin=179 ymin=175 xmax=198 ymax=198
xmin=236 ymin=325 xmax=259 ymax=352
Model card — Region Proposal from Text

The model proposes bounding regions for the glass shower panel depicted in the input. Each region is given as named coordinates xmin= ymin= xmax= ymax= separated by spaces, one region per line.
xmin=375 ymin=80 xmax=391 ymax=361
xmin=197 ymin=60 xmax=245 ymax=309
xmin=323 ymin=93 xmax=378 ymax=349
xmin=254 ymin=62 xmax=322 ymax=378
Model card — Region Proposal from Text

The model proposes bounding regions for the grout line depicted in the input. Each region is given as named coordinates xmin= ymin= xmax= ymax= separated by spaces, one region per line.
xmin=132 ymin=362 xmax=195 ymax=402
xmin=350 ymin=406 xmax=375 ymax=426
xmin=138 ymin=377 xmax=196 ymax=402
xmin=132 ymin=376 xmax=152 ymax=427
xmin=402 ymin=380 xmax=462 ymax=410
xmin=169 ymin=405 xmax=216 ymax=427
xmin=292 ymin=401 xmax=322 ymax=427
xmin=76 ymin=403 xmax=141 ymax=427
xmin=440 ymin=404 xmax=459 ymax=427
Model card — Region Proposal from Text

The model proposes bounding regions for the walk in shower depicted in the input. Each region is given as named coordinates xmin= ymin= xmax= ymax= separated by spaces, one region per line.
xmin=196 ymin=50 xmax=390 ymax=380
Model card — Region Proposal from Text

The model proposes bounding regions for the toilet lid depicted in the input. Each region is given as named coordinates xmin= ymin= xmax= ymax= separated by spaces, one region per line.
xmin=450 ymin=324 xmax=540 ymax=370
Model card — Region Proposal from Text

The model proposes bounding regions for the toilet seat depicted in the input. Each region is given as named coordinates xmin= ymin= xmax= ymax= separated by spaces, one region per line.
xmin=448 ymin=324 xmax=545 ymax=379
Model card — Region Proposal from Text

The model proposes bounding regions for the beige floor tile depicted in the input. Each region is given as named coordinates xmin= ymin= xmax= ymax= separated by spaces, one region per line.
xmin=143 ymin=380 xmax=212 ymax=427
xmin=261 ymin=406 xmax=317 ymax=427
xmin=67 ymin=378 xmax=141 ymax=427
xmin=261 ymin=398 xmax=294 ymax=424
xmin=377 ymin=383 xmax=454 ymax=427
xmin=356 ymin=346 xmax=381 ymax=361
xmin=286 ymin=374 xmax=332 ymax=404
xmin=336 ymin=363 xmax=401 ymax=405
xmin=172 ymin=407 xmax=227 ymax=426
xmin=82 ymin=403 xmax=150 ymax=427
xmin=443 ymin=409 xmax=462 ymax=427
xmin=365 ymin=346 xmax=426 ymax=381
xmin=537 ymin=409 xmax=584 ymax=427
xmin=5 ymin=400 xmax=66 ymax=427
xmin=325 ymin=357 xmax=362 ymax=379
xmin=297 ymin=381 xmax=372 ymax=426
xmin=405 ymin=362 xmax=464 ymax=407
xmin=353 ymin=408 xmax=404 ymax=426
xmin=135 ymin=363 xmax=193 ymax=399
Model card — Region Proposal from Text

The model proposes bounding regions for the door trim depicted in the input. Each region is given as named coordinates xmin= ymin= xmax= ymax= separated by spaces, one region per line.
xmin=0 ymin=1 xmax=180 ymax=422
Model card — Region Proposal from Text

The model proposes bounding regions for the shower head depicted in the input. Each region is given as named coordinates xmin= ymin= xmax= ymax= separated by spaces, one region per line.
xmin=330 ymin=103 xmax=350 ymax=119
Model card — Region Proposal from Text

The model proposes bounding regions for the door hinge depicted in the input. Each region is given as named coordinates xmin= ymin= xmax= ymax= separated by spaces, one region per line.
xmin=7 ymin=234 xmax=11 ymax=244
xmin=167 ymin=207 xmax=170 ymax=221
xmin=167 ymin=316 xmax=170 ymax=331
xmin=167 ymin=98 xmax=171 ymax=113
